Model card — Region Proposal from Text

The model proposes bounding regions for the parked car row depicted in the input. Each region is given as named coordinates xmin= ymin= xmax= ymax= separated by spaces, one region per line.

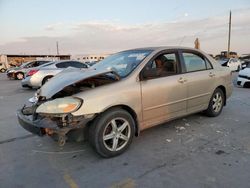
xmin=237 ymin=63 xmax=250 ymax=88
xmin=6 ymin=60 xmax=51 ymax=80
xmin=22 ymin=60 xmax=89 ymax=88
xmin=217 ymin=58 xmax=242 ymax=72
xmin=16 ymin=47 xmax=233 ymax=157
xmin=216 ymin=58 xmax=250 ymax=88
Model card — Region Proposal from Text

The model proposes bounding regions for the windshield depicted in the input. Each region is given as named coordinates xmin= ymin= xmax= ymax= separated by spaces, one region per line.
xmin=91 ymin=50 xmax=152 ymax=78
xmin=20 ymin=62 xmax=31 ymax=68
xmin=40 ymin=61 xmax=54 ymax=67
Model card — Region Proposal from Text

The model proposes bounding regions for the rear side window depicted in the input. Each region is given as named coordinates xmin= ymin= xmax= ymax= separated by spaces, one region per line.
xmin=38 ymin=61 xmax=49 ymax=66
xmin=182 ymin=52 xmax=212 ymax=72
xmin=25 ymin=62 xmax=35 ymax=68
xmin=56 ymin=62 xmax=67 ymax=68
xmin=69 ymin=61 xmax=88 ymax=68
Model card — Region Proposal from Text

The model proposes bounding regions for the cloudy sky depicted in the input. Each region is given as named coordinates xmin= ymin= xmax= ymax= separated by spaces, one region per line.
xmin=0 ymin=0 xmax=250 ymax=55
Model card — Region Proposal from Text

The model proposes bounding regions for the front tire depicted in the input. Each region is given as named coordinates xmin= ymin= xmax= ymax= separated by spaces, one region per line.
xmin=89 ymin=108 xmax=135 ymax=158
xmin=205 ymin=88 xmax=225 ymax=117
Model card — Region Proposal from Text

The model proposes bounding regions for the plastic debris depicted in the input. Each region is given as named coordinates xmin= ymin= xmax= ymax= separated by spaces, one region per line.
xmin=176 ymin=126 xmax=186 ymax=131
xmin=166 ymin=139 xmax=172 ymax=143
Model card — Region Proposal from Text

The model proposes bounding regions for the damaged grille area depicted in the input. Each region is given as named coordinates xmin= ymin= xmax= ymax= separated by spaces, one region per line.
xmin=21 ymin=104 xmax=88 ymax=129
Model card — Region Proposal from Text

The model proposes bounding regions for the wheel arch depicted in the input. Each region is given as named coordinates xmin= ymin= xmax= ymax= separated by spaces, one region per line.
xmin=15 ymin=71 xmax=24 ymax=75
xmin=15 ymin=71 xmax=24 ymax=79
xmin=97 ymin=105 xmax=140 ymax=137
xmin=42 ymin=75 xmax=53 ymax=85
xmin=216 ymin=85 xmax=226 ymax=106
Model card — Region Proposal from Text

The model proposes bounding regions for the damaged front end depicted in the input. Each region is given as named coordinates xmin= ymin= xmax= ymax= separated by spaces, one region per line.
xmin=17 ymin=68 xmax=120 ymax=146
xmin=17 ymin=99 xmax=95 ymax=146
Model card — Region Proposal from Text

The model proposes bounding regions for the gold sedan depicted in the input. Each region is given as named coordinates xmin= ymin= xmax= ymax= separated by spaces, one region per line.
xmin=17 ymin=47 xmax=232 ymax=157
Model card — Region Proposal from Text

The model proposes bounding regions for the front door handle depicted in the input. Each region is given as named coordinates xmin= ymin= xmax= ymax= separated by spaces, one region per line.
xmin=178 ymin=77 xmax=187 ymax=83
xmin=209 ymin=72 xmax=215 ymax=77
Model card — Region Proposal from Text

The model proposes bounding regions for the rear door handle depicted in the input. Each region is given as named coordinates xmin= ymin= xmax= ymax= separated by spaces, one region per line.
xmin=178 ymin=77 xmax=187 ymax=83
xmin=209 ymin=72 xmax=215 ymax=77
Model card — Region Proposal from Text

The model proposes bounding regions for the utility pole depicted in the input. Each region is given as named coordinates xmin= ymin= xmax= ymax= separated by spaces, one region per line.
xmin=56 ymin=41 xmax=59 ymax=55
xmin=227 ymin=10 xmax=232 ymax=58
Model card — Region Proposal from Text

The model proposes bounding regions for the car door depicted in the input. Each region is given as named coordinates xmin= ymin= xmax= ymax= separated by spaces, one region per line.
xmin=179 ymin=50 xmax=216 ymax=113
xmin=140 ymin=50 xmax=187 ymax=128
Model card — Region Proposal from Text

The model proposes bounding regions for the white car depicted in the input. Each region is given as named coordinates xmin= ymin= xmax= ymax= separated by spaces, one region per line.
xmin=22 ymin=60 xmax=89 ymax=88
xmin=218 ymin=58 xmax=242 ymax=72
xmin=237 ymin=66 xmax=250 ymax=88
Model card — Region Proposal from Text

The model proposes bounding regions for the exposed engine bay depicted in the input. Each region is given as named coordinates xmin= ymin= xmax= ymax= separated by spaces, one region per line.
xmin=51 ymin=73 xmax=119 ymax=99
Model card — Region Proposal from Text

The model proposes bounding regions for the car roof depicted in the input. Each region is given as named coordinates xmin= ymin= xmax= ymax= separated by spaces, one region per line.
xmin=53 ymin=60 xmax=86 ymax=64
xmin=121 ymin=46 xmax=203 ymax=53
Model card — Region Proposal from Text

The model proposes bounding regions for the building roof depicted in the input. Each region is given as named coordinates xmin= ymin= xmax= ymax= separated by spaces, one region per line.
xmin=1 ymin=54 xmax=70 ymax=57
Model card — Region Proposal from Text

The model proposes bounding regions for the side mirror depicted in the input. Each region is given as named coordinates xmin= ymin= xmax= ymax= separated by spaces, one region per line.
xmin=140 ymin=69 xmax=158 ymax=80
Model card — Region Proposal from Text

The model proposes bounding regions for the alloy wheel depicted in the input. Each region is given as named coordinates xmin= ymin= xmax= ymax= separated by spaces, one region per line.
xmin=17 ymin=73 xmax=24 ymax=80
xmin=102 ymin=118 xmax=131 ymax=152
xmin=212 ymin=92 xmax=223 ymax=113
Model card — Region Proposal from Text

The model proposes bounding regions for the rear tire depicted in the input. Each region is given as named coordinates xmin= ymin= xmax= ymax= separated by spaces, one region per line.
xmin=15 ymin=72 xmax=24 ymax=80
xmin=205 ymin=88 xmax=225 ymax=117
xmin=89 ymin=108 xmax=135 ymax=158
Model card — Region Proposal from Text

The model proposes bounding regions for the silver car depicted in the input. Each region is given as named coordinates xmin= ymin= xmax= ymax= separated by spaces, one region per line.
xmin=6 ymin=60 xmax=50 ymax=80
xmin=21 ymin=60 xmax=89 ymax=88
xmin=17 ymin=47 xmax=232 ymax=157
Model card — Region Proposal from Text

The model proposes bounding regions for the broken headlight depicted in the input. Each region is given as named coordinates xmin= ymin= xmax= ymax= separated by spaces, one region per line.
xmin=36 ymin=97 xmax=82 ymax=114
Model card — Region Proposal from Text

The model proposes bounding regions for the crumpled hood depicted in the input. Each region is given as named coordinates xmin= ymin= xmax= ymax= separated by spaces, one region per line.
xmin=239 ymin=68 xmax=250 ymax=76
xmin=39 ymin=68 xmax=114 ymax=99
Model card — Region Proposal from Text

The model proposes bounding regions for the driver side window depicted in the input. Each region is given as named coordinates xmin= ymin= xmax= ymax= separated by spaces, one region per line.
xmin=142 ymin=52 xmax=178 ymax=79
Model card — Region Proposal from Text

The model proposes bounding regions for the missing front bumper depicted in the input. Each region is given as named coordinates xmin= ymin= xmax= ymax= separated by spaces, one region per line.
xmin=17 ymin=109 xmax=44 ymax=136
xmin=17 ymin=107 xmax=95 ymax=145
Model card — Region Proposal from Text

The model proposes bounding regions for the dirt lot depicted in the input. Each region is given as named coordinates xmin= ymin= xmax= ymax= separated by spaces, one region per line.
xmin=0 ymin=73 xmax=250 ymax=188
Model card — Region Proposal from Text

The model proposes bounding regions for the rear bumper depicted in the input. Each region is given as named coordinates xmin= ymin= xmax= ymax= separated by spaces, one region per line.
xmin=21 ymin=75 xmax=41 ymax=88
xmin=226 ymin=82 xmax=233 ymax=99
xmin=21 ymin=76 xmax=32 ymax=87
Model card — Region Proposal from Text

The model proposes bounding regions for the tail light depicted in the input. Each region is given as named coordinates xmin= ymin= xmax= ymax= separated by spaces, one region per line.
xmin=27 ymin=69 xmax=38 ymax=77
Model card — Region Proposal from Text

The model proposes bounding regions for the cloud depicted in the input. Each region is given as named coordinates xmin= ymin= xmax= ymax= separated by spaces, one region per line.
xmin=1 ymin=8 xmax=250 ymax=55
xmin=45 ymin=22 xmax=64 ymax=31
